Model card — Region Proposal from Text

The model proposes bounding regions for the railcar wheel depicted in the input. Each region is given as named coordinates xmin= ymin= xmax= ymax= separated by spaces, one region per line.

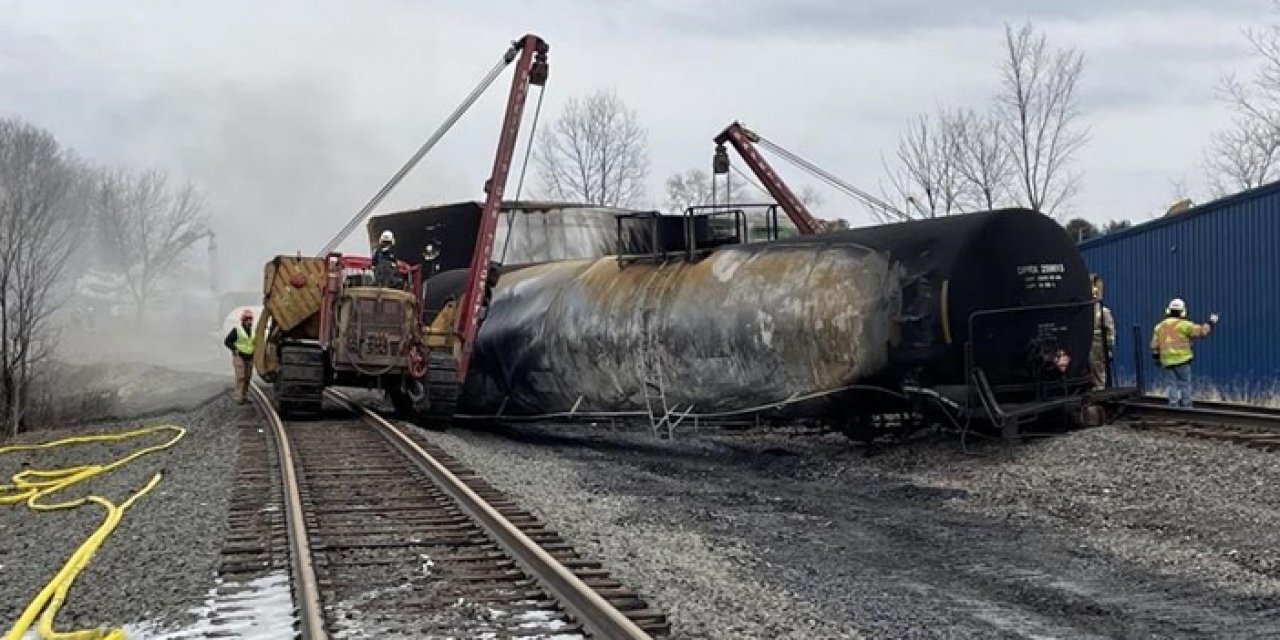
xmin=386 ymin=377 xmax=428 ymax=418
xmin=839 ymin=414 xmax=877 ymax=444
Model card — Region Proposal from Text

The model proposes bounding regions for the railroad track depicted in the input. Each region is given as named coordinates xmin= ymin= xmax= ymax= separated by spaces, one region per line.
xmin=222 ymin=384 xmax=666 ymax=639
xmin=1117 ymin=397 xmax=1280 ymax=451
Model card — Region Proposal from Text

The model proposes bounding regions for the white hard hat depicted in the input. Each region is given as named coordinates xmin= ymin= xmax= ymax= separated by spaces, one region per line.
xmin=1167 ymin=298 xmax=1186 ymax=312
xmin=379 ymin=230 xmax=394 ymax=244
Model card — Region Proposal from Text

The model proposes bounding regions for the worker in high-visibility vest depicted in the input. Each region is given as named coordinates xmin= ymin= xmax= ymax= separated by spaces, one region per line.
xmin=223 ymin=308 xmax=256 ymax=404
xmin=1150 ymin=298 xmax=1219 ymax=408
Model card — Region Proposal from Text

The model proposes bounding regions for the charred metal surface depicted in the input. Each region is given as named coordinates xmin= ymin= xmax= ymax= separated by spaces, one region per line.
xmin=441 ymin=208 xmax=1093 ymax=420
xmin=460 ymin=241 xmax=902 ymax=416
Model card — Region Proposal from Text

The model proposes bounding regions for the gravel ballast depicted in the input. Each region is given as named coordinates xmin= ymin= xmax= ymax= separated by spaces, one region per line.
xmin=412 ymin=421 xmax=1280 ymax=639
xmin=0 ymin=387 xmax=241 ymax=635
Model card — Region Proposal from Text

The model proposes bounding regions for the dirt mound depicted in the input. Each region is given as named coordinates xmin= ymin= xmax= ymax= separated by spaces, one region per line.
xmin=26 ymin=361 xmax=229 ymax=428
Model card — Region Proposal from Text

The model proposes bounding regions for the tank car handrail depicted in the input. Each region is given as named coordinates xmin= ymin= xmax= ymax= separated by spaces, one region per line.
xmin=963 ymin=298 xmax=1095 ymax=416
xmin=965 ymin=299 xmax=1096 ymax=324
xmin=980 ymin=376 xmax=1093 ymax=395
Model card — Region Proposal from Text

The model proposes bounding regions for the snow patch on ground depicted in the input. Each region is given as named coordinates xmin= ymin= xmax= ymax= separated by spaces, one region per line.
xmin=121 ymin=571 xmax=295 ymax=639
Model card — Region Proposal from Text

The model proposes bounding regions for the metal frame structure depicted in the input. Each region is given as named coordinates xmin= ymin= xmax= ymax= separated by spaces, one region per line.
xmin=713 ymin=122 xmax=820 ymax=235
xmin=455 ymin=34 xmax=550 ymax=382
xmin=960 ymin=299 xmax=1096 ymax=440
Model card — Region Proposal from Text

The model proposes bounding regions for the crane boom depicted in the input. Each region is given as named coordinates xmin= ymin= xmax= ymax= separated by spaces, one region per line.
xmin=454 ymin=34 xmax=549 ymax=381
xmin=714 ymin=122 xmax=819 ymax=235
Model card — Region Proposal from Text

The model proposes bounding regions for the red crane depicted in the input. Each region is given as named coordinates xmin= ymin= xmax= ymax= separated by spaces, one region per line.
xmin=713 ymin=122 xmax=819 ymax=235
xmin=713 ymin=122 xmax=905 ymax=232
xmin=454 ymin=34 xmax=549 ymax=382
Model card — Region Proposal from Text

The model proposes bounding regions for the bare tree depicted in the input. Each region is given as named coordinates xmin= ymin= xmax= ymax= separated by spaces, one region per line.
xmin=884 ymin=114 xmax=941 ymax=218
xmin=998 ymin=22 xmax=1088 ymax=217
xmin=0 ymin=119 xmax=83 ymax=435
xmin=883 ymin=111 xmax=970 ymax=219
xmin=663 ymin=168 xmax=743 ymax=213
xmin=91 ymin=168 xmax=209 ymax=319
xmin=953 ymin=108 xmax=1015 ymax=210
xmin=535 ymin=89 xmax=650 ymax=207
xmin=1205 ymin=116 xmax=1280 ymax=195
xmin=1206 ymin=8 xmax=1280 ymax=195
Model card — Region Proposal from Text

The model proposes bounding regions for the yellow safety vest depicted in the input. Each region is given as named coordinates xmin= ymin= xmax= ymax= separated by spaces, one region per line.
xmin=235 ymin=325 xmax=255 ymax=356
xmin=1149 ymin=317 xmax=1201 ymax=368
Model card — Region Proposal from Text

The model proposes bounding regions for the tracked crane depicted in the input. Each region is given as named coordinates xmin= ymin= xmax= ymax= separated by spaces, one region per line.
xmin=252 ymin=34 xmax=549 ymax=422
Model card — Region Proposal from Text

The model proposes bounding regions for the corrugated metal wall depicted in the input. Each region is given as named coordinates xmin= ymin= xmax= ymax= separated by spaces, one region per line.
xmin=1079 ymin=183 xmax=1280 ymax=397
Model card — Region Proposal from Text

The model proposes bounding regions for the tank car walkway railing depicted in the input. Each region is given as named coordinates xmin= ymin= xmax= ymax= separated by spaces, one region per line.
xmin=960 ymin=299 xmax=1097 ymax=441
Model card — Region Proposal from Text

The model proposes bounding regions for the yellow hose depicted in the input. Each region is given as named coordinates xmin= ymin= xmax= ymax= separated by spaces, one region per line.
xmin=1 ymin=425 xmax=186 ymax=640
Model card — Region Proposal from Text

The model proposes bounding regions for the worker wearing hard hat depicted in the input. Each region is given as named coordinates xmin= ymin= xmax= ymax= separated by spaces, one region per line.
xmin=223 ymin=308 xmax=256 ymax=404
xmin=1150 ymin=298 xmax=1219 ymax=408
xmin=372 ymin=230 xmax=399 ymax=287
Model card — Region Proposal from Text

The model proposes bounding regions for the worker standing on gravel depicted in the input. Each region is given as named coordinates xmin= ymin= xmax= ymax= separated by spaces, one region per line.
xmin=223 ymin=308 xmax=256 ymax=404
xmin=1090 ymin=274 xmax=1116 ymax=390
xmin=1150 ymin=298 xmax=1218 ymax=408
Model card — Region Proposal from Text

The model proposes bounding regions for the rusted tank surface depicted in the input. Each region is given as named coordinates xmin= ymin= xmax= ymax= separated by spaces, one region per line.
xmin=458 ymin=242 xmax=903 ymax=416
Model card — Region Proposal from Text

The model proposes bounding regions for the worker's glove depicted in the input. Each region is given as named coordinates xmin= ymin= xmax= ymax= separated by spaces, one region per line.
xmin=1208 ymin=313 xmax=1220 ymax=325
xmin=1151 ymin=352 xmax=1162 ymax=365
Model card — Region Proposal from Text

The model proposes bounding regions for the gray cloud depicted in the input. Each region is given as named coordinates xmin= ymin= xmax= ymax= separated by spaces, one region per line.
xmin=0 ymin=0 xmax=1269 ymax=292
xmin=631 ymin=0 xmax=1261 ymax=38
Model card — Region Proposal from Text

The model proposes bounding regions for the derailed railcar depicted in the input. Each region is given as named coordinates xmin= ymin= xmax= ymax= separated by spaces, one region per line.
xmin=459 ymin=241 xmax=902 ymax=417
xmin=416 ymin=206 xmax=1095 ymax=439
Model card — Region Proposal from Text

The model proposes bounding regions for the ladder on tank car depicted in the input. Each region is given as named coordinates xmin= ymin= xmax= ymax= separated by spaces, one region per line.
xmin=636 ymin=264 xmax=692 ymax=439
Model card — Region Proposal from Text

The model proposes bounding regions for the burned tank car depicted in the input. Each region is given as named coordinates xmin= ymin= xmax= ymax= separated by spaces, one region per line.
xmin=454 ymin=242 xmax=902 ymax=416
xmin=426 ymin=207 xmax=1093 ymax=422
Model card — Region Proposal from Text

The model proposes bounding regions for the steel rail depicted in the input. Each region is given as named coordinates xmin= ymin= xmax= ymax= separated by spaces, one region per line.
xmin=327 ymin=389 xmax=653 ymax=640
xmin=1121 ymin=396 xmax=1280 ymax=432
xmin=248 ymin=383 xmax=329 ymax=640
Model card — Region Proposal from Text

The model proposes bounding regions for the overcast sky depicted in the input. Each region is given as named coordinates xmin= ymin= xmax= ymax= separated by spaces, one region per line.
xmin=0 ymin=0 xmax=1268 ymax=290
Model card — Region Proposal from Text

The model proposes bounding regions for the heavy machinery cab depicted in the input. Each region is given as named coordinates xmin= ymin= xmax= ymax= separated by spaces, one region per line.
xmin=319 ymin=253 xmax=426 ymax=379
xmin=255 ymin=252 xmax=435 ymax=417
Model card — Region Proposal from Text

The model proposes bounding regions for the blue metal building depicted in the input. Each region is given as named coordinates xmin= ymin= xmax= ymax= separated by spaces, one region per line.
xmin=1079 ymin=182 xmax=1280 ymax=397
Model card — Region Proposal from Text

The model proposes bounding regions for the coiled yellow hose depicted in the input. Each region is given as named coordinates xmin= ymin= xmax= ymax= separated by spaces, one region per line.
xmin=1 ymin=424 xmax=186 ymax=640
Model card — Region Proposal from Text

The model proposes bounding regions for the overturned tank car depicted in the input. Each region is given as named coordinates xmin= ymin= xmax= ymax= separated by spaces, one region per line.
xmin=398 ymin=204 xmax=1096 ymax=438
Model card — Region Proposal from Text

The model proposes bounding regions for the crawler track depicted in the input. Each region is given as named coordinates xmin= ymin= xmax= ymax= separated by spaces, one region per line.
xmin=236 ymin=383 xmax=666 ymax=638
xmin=1120 ymin=398 xmax=1280 ymax=451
